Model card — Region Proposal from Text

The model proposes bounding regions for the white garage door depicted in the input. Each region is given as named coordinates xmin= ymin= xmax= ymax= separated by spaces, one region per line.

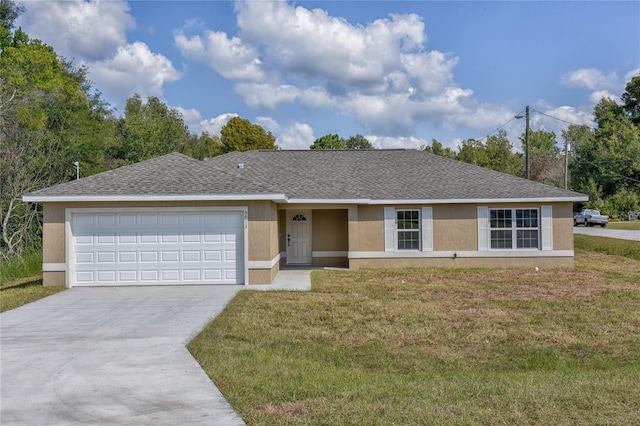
xmin=70 ymin=209 xmax=245 ymax=286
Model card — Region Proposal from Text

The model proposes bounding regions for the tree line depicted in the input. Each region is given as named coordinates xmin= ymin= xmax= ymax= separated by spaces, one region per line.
xmin=1 ymin=0 xmax=639 ymax=260
xmin=0 ymin=1 xmax=276 ymax=258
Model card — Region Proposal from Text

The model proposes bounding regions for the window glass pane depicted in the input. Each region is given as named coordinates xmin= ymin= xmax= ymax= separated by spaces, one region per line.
xmin=490 ymin=209 xmax=511 ymax=228
xmin=516 ymin=209 xmax=538 ymax=228
xmin=398 ymin=231 xmax=420 ymax=250
xmin=491 ymin=230 xmax=512 ymax=249
xmin=397 ymin=210 xmax=419 ymax=230
xmin=517 ymin=230 xmax=539 ymax=248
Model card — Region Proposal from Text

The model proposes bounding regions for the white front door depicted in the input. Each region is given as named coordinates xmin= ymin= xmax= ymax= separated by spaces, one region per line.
xmin=286 ymin=210 xmax=311 ymax=265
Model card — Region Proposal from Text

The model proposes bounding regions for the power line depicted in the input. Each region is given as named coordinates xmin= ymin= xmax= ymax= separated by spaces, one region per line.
xmin=571 ymin=157 xmax=640 ymax=184
xmin=474 ymin=110 xmax=526 ymax=142
xmin=531 ymin=108 xmax=592 ymax=127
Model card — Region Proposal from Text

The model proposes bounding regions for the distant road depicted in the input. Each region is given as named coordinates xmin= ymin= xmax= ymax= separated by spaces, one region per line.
xmin=573 ymin=226 xmax=640 ymax=242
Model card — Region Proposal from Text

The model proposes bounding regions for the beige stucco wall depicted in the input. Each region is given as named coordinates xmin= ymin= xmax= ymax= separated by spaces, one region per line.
xmin=312 ymin=209 xmax=348 ymax=251
xmin=40 ymin=200 xmax=577 ymax=287
xmin=433 ymin=204 xmax=477 ymax=251
xmin=351 ymin=202 xmax=575 ymax=253
xmin=41 ymin=200 xmax=279 ymax=286
xmin=278 ymin=207 xmax=350 ymax=268
xmin=351 ymin=256 xmax=573 ymax=270
xmin=249 ymin=263 xmax=279 ymax=285
xmin=354 ymin=205 xmax=383 ymax=251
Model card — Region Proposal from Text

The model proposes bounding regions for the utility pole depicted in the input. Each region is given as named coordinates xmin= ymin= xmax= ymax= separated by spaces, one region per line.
xmin=525 ymin=105 xmax=530 ymax=180
xmin=564 ymin=135 xmax=569 ymax=190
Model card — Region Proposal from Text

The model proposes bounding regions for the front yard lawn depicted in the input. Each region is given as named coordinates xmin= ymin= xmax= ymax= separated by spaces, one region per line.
xmin=0 ymin=278 xmax=65 ymax=313
xmin=607 ymin=221 xmax=640 ymax=230
xmin=190 ymin=238 xmax=640 ymax=425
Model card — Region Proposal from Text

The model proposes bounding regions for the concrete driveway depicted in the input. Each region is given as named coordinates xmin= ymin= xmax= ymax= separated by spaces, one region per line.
xmin=574 ymin=226 xmax=640 ymax=241
xmin=1 ymin=285 xmax=245 ymax=425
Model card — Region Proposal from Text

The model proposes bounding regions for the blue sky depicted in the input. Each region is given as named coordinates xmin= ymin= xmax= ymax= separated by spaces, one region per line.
xmin=18 ymin=0 xmax=640 ymax=151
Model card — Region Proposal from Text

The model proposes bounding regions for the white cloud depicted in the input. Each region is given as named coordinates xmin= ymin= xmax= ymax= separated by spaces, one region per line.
xmin=235 ymin=1 xmax=426 ymax=91
xmin=366 ymin=135 xmax=429 ymax=149
xmin=19 ymin=0 xmax=182 ymax=110
xmin=174 ymin=0 xmax=515 ymax=136
xmin=90 ymin=42 xmax=181 ymax=103
xmin=195 ymin=113 xmax=239 ymax=136
xmin=562 ymin=68 xmax=620 ymax=92
xmin=255 ymin=116 xmax=280 ymax=134
xmin=276 ymin=122 xmax=316 ymax=149
xmin=624 ymin=68 xmax=640 ymax=83
xmin=175 ymin=31 xmax=272 ymax=81
xmin=234 ymin=83 xmax=300 ymax=109
xmin=589 ymin=90 xmax=617 ymax=104
xmin=174 ymin=106 xmax=203 ymax=128
xmin=21 ymin=0 xmax=134 ymax=61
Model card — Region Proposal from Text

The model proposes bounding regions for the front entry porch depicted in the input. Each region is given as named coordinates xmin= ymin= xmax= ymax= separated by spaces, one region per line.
xmin=278 ymin=207 xmax=350 ymax=269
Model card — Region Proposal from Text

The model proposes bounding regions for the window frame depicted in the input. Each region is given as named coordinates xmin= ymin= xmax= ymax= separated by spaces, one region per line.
xmin=489 ymin=207 xmax=540 ymax=250
xmin=396 ymin=209 xmax=421 ymax=251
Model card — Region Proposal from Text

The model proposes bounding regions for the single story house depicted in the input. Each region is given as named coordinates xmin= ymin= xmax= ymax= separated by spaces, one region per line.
xmin=23 ymin=149 xmax=588 ymax=287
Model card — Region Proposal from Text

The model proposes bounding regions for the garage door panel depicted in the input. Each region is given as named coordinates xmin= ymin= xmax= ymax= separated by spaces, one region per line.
xmin=76 ymin=271 xmax=94 ymax=282
xmin=119 ymin=270 xmax=137 ymax=282
xmin=119 ymin=234 xmax=137 ymax=244
xmin=140 ymin=270 xmax=159 ymax=281
xmin=119 ymin=252 xmax=137 ymax=262
xmin=183 ymin=251 xmax=200 ymax=262
xmin=76 ymin=252 xmax=94 ymax=263
xmin=72 ymin=210 xmax=244 ymax=286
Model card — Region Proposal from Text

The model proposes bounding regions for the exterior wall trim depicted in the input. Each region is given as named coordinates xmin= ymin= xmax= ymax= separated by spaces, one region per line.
xmin=42 ymin=262 xmax=66 ymax=272
xmin=312 ymin=251 xmax=348 ymax=258
xmin=248 ymin=253 xmax=281 ymax=269
xmin=349 ymin=250 xmax=574 ymax=259
xmin=25 ymin=194 xmax=286 ymax=203
xmin=25 ymin=195 xmax=588 ymax=204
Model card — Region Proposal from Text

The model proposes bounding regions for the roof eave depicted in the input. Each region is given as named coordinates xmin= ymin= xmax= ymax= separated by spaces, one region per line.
xmin=22 ymin=193 xmax=289 ymax=203
xmin=23 ymin=194 xmax=588 ymax=204
xmin=365 ymin=196 xmax=589 ymax=204
xmin=285 ymin=196 xmax=589 ymax=204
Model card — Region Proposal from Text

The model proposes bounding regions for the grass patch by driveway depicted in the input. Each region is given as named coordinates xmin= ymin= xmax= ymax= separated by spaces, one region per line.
xmin=607 ymin=221 xmax=640 ymax=230
xmin=189 ymin=240 xmax=640 ymax=425
xmin=1 ymin=278 xmax=65 ymax=313
xmin=1 ymin=251 xmax=64 ymax=313
xmin=575 ymin=234 xmax=640 ymax=261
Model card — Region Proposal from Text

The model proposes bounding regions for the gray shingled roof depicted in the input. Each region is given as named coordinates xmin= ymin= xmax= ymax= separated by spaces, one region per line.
xmin=24 ymin=150 xmax=587 ymax=202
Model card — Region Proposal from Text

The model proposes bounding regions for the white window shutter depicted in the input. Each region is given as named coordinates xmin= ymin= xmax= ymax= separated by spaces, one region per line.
xmin=477 ymin=206 xmax=489 ymax=251
xmin=384 ymin=207 xmax=395 ymax=252
xmin=421 ymin=207 xmax=433 ymax=251
xmin=541 ymin=205 xmax=553 ymax=251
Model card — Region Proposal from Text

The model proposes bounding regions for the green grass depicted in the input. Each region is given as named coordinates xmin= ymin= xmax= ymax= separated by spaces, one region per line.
xmin=0 ymin=250 xmax=43 ymax=284
xmin=0 ymin=250 xmax=64 ymax=313
xmin=574 ymin=234 xmax=640 ymax=261
xmin=0 ymin=278 xmax=65 ymax=313
xmin=190 ymin=238 xmax=640 ymax=425
xmin=607 ymin=221 xmax=640 ymax=230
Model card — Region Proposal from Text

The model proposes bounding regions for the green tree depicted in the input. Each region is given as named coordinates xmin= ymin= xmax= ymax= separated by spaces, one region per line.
xmin=485 ymin=130 xmax=521 ymax=175
xmin=622 ymin=74 xmax=640 ymax=126
xmin=220 ymin=116 xmax=277 ymax=153
xmin=601 ymin=187 xmax=639 ymax=217
xmin=345 ymin=134 xmax=373 ymax=149
xmin=1 ymin=5 xmax=116 ymax=257
xmin=310 ymin=134 xmax=346 ymax=150
xmin=457 ymin=138 xmax=488 ymax=167
xmin=525 ymin=129 xmax=563 ymax=186
xmin=0 ymin=0 xmax=22 ymax=48
xmin=115 ymin=94 xmax=190 ymax=163
xmin=180 ymin=132 xmax=222 ymax=160
xmin=423 ymin=139 xmax=456 ymax=159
